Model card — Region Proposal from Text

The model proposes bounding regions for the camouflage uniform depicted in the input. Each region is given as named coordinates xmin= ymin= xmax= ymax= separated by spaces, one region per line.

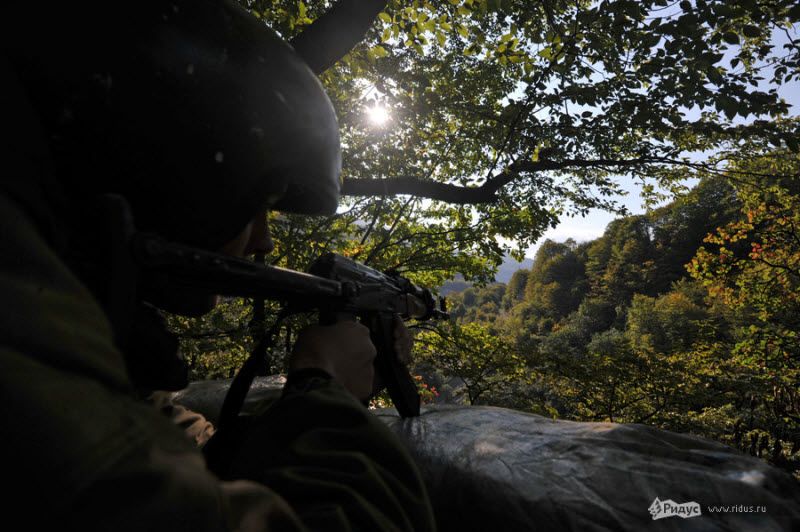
xmin=0 ymin=154 xmax=435 ymax=532
xmin=1 ymin=0 xmax=435 ymax=529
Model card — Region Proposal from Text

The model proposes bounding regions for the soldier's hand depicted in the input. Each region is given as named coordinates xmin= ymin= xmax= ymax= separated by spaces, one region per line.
xmin=289 ymin=321 xmax=377 ymax=401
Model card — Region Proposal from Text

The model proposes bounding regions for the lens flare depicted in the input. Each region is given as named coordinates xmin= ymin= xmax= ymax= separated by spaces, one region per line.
xmin=367 ymin=105 xmax=390 ymax=126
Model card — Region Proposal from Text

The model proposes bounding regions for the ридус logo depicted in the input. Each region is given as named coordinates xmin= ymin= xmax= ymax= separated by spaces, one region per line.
xmin=648 ymin=497 xmax=702 ymax=520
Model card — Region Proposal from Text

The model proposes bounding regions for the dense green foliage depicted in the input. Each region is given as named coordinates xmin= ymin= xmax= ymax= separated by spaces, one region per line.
xmin=414 ymin=321 xmax=527 ymax=405
xmin=239 ymin=0 xmax=800 ymax=262
xmin=434 ymin=167 xmax=800 ymax=476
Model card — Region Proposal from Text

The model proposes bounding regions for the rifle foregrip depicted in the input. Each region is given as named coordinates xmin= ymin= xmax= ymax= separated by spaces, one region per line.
xmin=368 ymin=313 xmax=421 ymax=418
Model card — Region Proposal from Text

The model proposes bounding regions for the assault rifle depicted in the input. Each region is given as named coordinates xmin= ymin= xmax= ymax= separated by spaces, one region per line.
xmin=131 ymin=232 xmax=448 ymax=421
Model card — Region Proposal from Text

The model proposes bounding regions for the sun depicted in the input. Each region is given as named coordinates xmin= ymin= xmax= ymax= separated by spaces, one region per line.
xmin=366 ymin=105 xmax=390 ymax=126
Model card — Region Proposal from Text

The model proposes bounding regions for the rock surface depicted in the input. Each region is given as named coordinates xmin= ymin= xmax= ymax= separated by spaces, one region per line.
xmin=174 ymin=375 xmax=285 ymax=424
xmin=177 ymin=378 xmax=800 ymax=531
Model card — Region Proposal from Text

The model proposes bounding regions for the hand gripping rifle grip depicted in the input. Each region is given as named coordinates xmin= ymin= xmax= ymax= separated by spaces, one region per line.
xmin=318 ymin=311 xmax=420 ymax=417
xmin=366 ymin=312 xmax=421 ymax=418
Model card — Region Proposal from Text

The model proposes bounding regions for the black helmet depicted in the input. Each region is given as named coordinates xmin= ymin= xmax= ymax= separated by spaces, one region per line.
xmin=7 ymin=0 xmax=341 ymax=249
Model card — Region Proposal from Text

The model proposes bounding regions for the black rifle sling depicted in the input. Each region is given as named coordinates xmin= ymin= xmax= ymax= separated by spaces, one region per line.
xmin=218 ymin=313 xmax=287 ymax=433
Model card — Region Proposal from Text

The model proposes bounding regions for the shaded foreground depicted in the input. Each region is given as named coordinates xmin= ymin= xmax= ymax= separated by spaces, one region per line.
xmin=178 ymin=377 xmax=800 ymax=531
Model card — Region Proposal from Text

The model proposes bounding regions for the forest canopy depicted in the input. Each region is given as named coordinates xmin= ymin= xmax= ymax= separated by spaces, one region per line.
xmin=435 ymin=167 xmax=800 ymax=476
xmin=239 ymin=0 xmax=800 ymax=268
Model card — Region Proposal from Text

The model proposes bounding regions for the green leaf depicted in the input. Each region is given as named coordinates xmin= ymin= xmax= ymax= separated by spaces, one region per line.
xmin=722 ymin=31 xmax=740 ymax=45
xmin=706 ymin=66 xmax=724 ymax=85
xmin=371 ymin=45 xmax=388 ymax=58
xmin=378 ymin=12 xmax=392 ymax=23
xmin=624 ymin=2 xmax=640 ymax=18
xmin=718 ymin=95 xmax=738 ymax=120
xmin=742 ymin=25 xmax=761 ymax=39
xmin=523 ymin=62 xmax=534 ymax=76
xmin=644 ymin=34 xmax=661 ymax=48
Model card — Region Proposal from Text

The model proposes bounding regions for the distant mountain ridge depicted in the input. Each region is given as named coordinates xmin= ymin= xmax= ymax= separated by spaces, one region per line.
xmin=495 ymin=255 xmax=534 ymax=283
xmin=439 ymin=254 xmax=533 ymax=295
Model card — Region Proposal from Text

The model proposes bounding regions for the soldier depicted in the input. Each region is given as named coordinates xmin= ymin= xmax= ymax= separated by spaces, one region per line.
xmin=1 ymin=0 xmax=435 ymax=530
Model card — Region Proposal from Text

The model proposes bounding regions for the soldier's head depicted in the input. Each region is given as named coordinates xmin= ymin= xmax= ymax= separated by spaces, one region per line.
xmin=10 ymin=0 xmax=342 ymax=314
xmin=11 ymin=0 xmax=341 ymax=252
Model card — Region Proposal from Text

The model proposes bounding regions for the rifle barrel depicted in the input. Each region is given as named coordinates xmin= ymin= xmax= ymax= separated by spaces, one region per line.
xmin=133 ymin=233 xmax=343 ymax=303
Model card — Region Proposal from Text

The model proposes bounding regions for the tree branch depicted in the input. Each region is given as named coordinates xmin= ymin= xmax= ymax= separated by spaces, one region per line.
xmin=340 ymin=157 xmax=651 ymax=204
xmin=289 ymin=0 xmax=387 ymax=74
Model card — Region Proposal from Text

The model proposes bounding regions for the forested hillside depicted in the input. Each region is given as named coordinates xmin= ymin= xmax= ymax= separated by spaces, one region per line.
xmin=420 ymin=166 xmax=800 ymax=476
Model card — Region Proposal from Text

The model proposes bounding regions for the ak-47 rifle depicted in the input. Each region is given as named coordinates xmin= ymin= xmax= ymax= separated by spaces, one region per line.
xmin=131 ymin=231 xmax=448 ymax=423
